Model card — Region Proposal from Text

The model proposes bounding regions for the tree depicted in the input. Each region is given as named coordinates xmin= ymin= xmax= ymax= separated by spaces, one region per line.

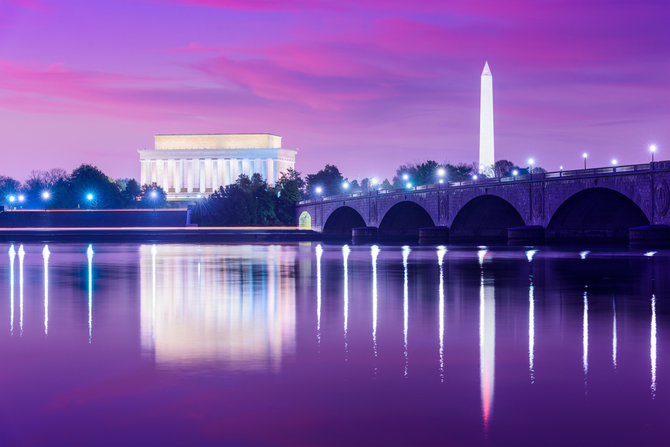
xmin=0 ymin=176 xmax=21 ymax=208
xmin=139 ymin=183 xmax=168 ymax=208
xmin=494 ymin=160 xmax=516 ymax=178
xmin=305 ymin=164 xmax=344 ymax=198
xmin=67 ymin=164 xmax=123 ymax=209
xmin=381 ymin=178 xmax=393 ymax=190
xmin=275 ymin=169 xmax=304 ymax=225
xmin=121 ymin=179 xmax=141 ymax=207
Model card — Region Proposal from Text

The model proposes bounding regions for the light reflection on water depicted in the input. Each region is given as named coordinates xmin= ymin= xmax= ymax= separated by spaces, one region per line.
xmin=0 ymin=243 xmax=667 ymax=446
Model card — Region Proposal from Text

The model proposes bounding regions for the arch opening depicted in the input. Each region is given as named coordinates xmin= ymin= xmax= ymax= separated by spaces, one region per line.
xmin=546 ymin=187 xmax=649 ymax=240
xmin=378 ymin=201 xmax=435 ymax=238
xmin=323 ymin=206 xmax=366 ymax=239
xmin=298 ymin=211 xmax=312 ymax=229
xmin=450 ymin=195 xmax=525 ymax=240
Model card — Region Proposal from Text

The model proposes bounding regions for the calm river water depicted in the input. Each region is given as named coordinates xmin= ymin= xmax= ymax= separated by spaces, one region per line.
xmin=0 ymin=242 xmax=667 ymax=446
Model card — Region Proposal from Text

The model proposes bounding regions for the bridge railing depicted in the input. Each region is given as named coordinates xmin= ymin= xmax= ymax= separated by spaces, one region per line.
xmin=297 ymin=160 xmax=668 ymax=205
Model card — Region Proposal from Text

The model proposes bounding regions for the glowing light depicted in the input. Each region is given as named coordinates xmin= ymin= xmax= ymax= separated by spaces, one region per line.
xmin=9 ymin=196 xmax=15 ymax=202
xmin=402 ymin=245 xmax=411 ymax=378
xmin=560 ymin=166 xmax=563 ymax=170
xmin=343 ymin=245 xmax=350 ymax=359
xmin=197 ymin=194 xmax=202 ymax=198
xmin=526 ymin=249 xmax=537 ymax=262
xmin=151 ymin=244 xmax=156 ymax=343
xmin=651 ymin=294 xmax=657 ymax=398
xmin=437 ymin=168 xmax=445 ymax=177
xmin=316 ymin=244 xmax=323 ymax=352
xmin=528 ymin=158 xmax=534 ymax=165
xmin=18 ymin=195 xmax=24 ymax=202
xmin=87 ymin=245 xmax=94 ymax=343
xmin=406 ymin=183 xmax=412 ymax=188
xmin=42 ymin=191 xmax=50 ymax=199
xmin=315 ymin=187 xmax=322 ymax=194
xmin=87 ymin=193 xmax=93 ymax=200
xmin=342 ymin=182 xmax=349 ymax=189
xmin=439 ymin=180 xmax=443 ymax=184
xmin=18 ymin=245 xmax=24 ymax=336
xmin=612 ymin=159 xmax=617 ymax=166
xmin=473 ymin=175 xmax=478 ymax=180
xmin=512 ymin=170 xmax=518 ymax=176
xmin=613 ymin=299 xmax=617 ymax=370
xmin=9 ymin=245 xmax=15 ymax=336
xmin=151 ymin=191 xmax=157 ymax=198
xmin=371 ymin=245 xmax=380 ymax=366
xmin=650 ymin=145 xmax=657 ymax=152
xmin=583 ymin=289 xmax=589 ymax=392
xmin=437 ymin=246 xmax=447 ymax=382
xmin=478 ymin=249 xmax=488 ymax=266
xmin=583 ymin=153 xmax=587 ymax=158
xmin=479 ymin=257 xmax=495 ymax=431
xmin=644 ymin=251 xmax=657 ymax=257
xmin=371 ymin=178 xmax=378 ymax=185
xmin=529 ymin=277 xmax=535 ymax=383
xmin=580 ymin=250 xmax=590 ymax=260
xmin=403 ymin=174 xmax=409 ymax=180
xmin=43 ymin=245 xmax=50 ymax=336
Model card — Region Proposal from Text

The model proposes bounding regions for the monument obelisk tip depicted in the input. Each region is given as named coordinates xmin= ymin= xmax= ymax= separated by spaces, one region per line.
xmin=482 ymin=61 xmax=491 ymax=76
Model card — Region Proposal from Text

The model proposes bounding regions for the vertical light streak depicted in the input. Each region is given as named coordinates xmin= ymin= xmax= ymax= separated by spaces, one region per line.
xmin=18 ymin=245 xmax=24 ymax=336
xmin=343 ymin=245 xmax=350 ymax=359
xmin=87 ymin=245 xmax=94 ymax=343
xmin=371 ymin=245 xmax=380 ymax=364
xmin=651 ymin=294 xmax=657 ymax=398
xmin=437 ymin=246 xmax=447 ymax=382
xmin=583 ymin=288 xmax=588 ymax=393
xmin=151 ymin=245 xmax=157 ymax=343
xmin=478 ymin=249 xmax=495 ymax=431
xmin=9 ymin=245 xmax=15 ymax=336
xmin=613 ymin=299 xmax=617 ymax=370
xmin=529 ymin=279 xmax=535 ymax=383
xmin=402 ymin=245 xmax=411 ymax=378
xmin=316 ymin=244 xmax=323 ymax=352
xmin=43 ymin=245 xmax=50 ymax=336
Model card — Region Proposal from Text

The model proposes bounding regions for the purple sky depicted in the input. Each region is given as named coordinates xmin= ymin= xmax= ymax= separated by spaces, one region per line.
xmin=0 ymin=0 xmax=668 ymax=182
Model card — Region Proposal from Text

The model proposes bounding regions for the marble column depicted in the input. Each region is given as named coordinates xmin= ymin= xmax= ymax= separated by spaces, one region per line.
xmin=193 ymin=158 xmax=200 ymax=192
xmin=151 ymin=160 xmax=158 ymax=184
xmin=204 ymin=159 xmax=212 ymax=192
xmin=156 ymin=160 xmax=164 ymax=189
xmin=178 ymin=159 xmax=185 ymax=192
xmin=212 ymin=159 xmax=219 ymax=191
xmin=140 ymin=160 xmax=148 ymax=186
xmin=162 ymin=160 xmax=169 ymax=191
xmin=187 ymin=159 xmax=194 ymax=193
xmin=199 ymin=159 xmax=206 ymax=192
xmin=266 ymin=158 xmax=274 ymax=185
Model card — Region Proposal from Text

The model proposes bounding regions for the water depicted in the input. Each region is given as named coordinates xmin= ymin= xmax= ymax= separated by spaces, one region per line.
xmin=0 ymin=242 xmax=667 ymax=446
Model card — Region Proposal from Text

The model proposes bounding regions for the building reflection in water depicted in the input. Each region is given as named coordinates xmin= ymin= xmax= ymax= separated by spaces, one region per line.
xmin=437 ymin=246 xmax=447 ymax=382
xmin=402 ymin=246 xmax=411 ymax=378
xmin=87 ymin=245 xmax=94 ymax=343
xmin=43 ymin=245 xmax=50 ymax=336
xmin=478 ymin=249 xmax=495 ymax=430
xmin=140 ymin=245 xmax=296 ymax=372
xmin=8 ymin=245 xmax=15 ymax=336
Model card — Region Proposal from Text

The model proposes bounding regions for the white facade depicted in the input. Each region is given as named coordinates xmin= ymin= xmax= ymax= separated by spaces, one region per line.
xmin=138 ymin=133 xmax=297 ymax=200
xmin=479 ymin=62 xmax=495 ymax=176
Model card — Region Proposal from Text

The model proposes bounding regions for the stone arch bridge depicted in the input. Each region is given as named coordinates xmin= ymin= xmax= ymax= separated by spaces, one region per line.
xmin=296 ymin=161 xmax=670 ymax=241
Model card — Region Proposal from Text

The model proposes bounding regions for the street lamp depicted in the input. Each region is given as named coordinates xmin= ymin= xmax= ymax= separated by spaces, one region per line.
xmin=342 ymin=182 xmax=349 ymax=190
xmin=42 ymin=191 xmax=51 ymax=211
xmin=150 ymin=190 xmax=158 ymax=211
xmin=528 ymin=159 xmax=534 ymax=179
xmin=18 ymin=195 xmax=24 ymax=203
xmin=315 ymin=187 xmax=323 ymax=195
xmin=473 ymin=175 xmax=478 ymax=181
xmin=583 ymin=153 xmax=587 ymax=169
xmin=612 ymin=159 xmax=617 ymax=167
xmin=437 ymin=168 xmax=445 ymax=177
xmin=650 ymin=145 xmax=656 ymax=163
xmin=512 ymin=170 xmax=518 ymax=179
xmin=406 ymin=182 xmax=412 ymax=188
xmin=402 ymin=174 xmax=409 ymax=181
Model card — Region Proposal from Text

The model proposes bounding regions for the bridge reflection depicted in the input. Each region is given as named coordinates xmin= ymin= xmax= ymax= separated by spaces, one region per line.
xmin=140 ymin=245 xmax=296 ymax=372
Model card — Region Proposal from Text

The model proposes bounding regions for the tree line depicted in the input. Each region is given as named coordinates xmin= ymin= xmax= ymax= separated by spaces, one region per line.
xmin=0 ymin=164 xmax=168 ymax=210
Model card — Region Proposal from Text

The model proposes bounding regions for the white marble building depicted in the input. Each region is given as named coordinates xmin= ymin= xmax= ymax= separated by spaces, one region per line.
xmin=138 ymin=133 xmax=297 ymax=201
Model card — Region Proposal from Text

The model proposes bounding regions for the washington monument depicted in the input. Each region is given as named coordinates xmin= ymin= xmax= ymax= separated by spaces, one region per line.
xmin=479 ymin=62 xmax=494 ymax=175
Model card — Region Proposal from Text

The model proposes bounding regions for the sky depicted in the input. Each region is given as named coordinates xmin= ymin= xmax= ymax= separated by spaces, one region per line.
xmin=0 ymin=0 xmax=668 ymax=183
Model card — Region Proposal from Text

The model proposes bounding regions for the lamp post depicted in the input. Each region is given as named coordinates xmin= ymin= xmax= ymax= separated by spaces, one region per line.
xmin=86 ymin=193 xmax=94 ymax=210
xmin=583 ymin=153 xmax=587 ymax=169
xmin=342 ymin=182 xmax=349 ymax=192
xmin=650 ymin=145 xmax=656 ymax=163
xmin=42 ymin=191 xmax=50 ymax=211
xmin=612 ymin=159 xmax=617 ymax=168
xmin=150 ymin=190 xmax=157 ymax=211
xmin=315 ymin=187 xmax=323 ymax=198
xmin=528 ymin=159 xmax=534 ymax=179
xmin=512 ymin=170 xmax=518 ymax=180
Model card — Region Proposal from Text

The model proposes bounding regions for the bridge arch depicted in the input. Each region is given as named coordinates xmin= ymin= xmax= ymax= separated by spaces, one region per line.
xmin=547 ymin=187 xmax=649 ymax=239
xmin=322 ymin=206 xmax=366 ymax=239
xmin=379 ymin=201 xmax=435 ymax=238
xmin=450 ymin=195 xmax=525 ymax=240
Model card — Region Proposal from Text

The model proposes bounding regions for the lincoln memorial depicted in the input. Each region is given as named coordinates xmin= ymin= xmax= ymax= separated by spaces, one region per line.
xmin=138 ymin=133 xmax=297 ymax=201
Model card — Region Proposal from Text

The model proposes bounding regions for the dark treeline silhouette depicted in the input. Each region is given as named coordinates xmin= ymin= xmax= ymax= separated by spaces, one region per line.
xmin=1 ymin=164 xmax=167 ymax=210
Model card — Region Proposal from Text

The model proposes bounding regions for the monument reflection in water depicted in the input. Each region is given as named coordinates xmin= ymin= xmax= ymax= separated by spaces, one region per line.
xmin=139 ymin=244 xmax=296 ymax=372
xmin=0 ymin=242 xmax=666 ymax=446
